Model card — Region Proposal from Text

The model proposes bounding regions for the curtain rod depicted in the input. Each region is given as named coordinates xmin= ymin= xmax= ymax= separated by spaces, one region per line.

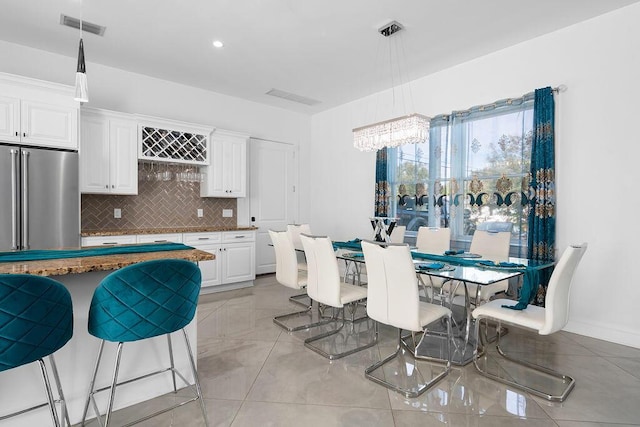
xmin=432 ymin=85 xmax=566 ymax=121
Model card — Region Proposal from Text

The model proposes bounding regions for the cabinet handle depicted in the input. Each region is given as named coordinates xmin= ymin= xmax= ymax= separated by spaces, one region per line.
xmin=102 ymin=242 xmax=118 ymax=245
xmin=111 ymin=185 xmax=115 ymax=188
xmin=154 ymin=240 xmax=168 ymax=243
xmin=234 ymin=235 xmax=245 ymax=239
xmin=15 ymin=131 xmax=18 ymax=137
xmin=198 ymin=237 xmax=210 ymax=240
xmin=105 ymin=185 xmax=109 ymax=188
xmin=23 ymin=132 xmax=26 ymax=137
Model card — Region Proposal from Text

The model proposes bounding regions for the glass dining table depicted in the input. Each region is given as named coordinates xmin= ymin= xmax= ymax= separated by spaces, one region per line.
xmin=335 ymin=246 xmax=555 ymax=365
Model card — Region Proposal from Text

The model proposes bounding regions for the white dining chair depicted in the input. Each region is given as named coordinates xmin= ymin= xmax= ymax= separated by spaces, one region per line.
xmin=415 ymin=227 xmax=451 ymax=253
xmin=472 ymin=243 xmax=587 ymax=402
xmin=286 ymin=223 xmax=311 ymax=252
xmin=445 ymin=230 xmax=512 ymax=304
xmin=361 ymin=240 xmax=452 ymax=398
xmin=300 ymin=234 xmax=376 ymax=360
xmin=286 ymin=223 xmax=312 ymax=307
xmin=269 ymin=230 xmax=313 ymax=332
xmin=389 ymin=225 xmax=406 ymax=244
xmin=415 ymin=227 xmax=451 ymax=301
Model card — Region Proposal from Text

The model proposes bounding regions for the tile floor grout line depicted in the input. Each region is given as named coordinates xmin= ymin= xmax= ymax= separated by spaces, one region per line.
xmin=238 ymin=331 xmax=280 ymax=403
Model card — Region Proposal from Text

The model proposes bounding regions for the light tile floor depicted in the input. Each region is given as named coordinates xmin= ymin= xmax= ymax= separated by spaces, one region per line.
xmin=94 ymin=275 xmax=640 ymax=427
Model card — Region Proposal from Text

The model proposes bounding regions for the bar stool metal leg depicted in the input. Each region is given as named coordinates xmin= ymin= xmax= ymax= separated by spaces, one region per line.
xmin=81 ymin=341 xmax=105 ymax=426
xmin=48 ymin=355 xmax=71 ymax=427
xmin=103 ymin=342 xmax=125 ymax=427
xmin=167 ymin=335 xmax=178 ymax=393
xmin=38 ymin=359 xmax=62 ymax=427
xmin=182 ymin=329 xmax=210 ymax=426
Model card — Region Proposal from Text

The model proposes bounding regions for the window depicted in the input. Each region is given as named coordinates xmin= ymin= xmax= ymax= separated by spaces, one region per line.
xmin=388 ymin=96 xmax=534 ymax=253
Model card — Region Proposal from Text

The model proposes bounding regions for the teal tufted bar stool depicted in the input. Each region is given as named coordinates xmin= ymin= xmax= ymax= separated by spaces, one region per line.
xmin=81 ymin=259 xmax=208 ymax=427
xmin=0 ymin=274 xmax=73 ymax=427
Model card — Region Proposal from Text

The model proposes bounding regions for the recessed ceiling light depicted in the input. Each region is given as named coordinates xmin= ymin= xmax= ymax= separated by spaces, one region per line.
xmin=212 ymin=40 xmax=224 ymax=48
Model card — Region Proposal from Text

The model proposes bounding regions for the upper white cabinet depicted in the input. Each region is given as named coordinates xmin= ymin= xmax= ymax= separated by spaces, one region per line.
xmin=137 ymin=116 xmax=213 ymax=166
xmin=80 ymin=108 xmax=138 ymax=195
xmin=201 ymin=129 xmax=248 ymax=198
xmin=0 ymin=96 xmax=19 ymax=142
xmin=0 ymin=73 xmax=78 ymax=150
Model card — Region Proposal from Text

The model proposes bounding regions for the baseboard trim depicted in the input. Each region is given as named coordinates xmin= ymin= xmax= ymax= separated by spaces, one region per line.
xmin=564 ymin=319 xmax=640 ymax=349
xmin=200 ymin=280 xmax=253 ymax=294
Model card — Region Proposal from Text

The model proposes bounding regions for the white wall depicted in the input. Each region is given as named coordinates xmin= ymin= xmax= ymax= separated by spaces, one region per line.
xmin=307 ymin=3 xmax=640 ymax=348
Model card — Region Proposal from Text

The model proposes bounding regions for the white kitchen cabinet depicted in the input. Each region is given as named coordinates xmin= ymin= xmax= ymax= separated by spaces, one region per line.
xmin=80 ymin=230 xmax=255 ymax=291
xmin=0 ymin=73 xmax=79 ymax=149
xmin=200 ymin=129 xmax=248 ymax=198
xmin=0 ymin=96 xmax=20 ymax=142
xmin=221 ymin=231 xmax=256 ymax=283
xmin=80 ymin=109 xmax=138 ymax=195
xmin=185 ymin=230 xmax=255 ymax=289
xmin=184 ymin=232 xmax=222 ymax=288
xmin=136 ymin=233 xmax=183 ymax=244
xmin=0 ymin=96 xmax=78 ymax=150
xmin=21 ymin=100 xmax=78 ymax=149
xmin=137 ymin=116 xmax=213 ymax=165
xmin=81 ymin=235 xmax=138 ymax=246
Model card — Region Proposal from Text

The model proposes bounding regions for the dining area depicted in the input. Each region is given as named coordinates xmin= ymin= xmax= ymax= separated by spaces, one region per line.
xmin=187 ymin=238 xmax=640 ymax=427
xmin=268 ymin=221 xmax=588 ymax=404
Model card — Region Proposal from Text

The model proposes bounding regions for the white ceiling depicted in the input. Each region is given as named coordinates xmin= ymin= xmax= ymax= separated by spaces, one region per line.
xmin=1 ymin=0 xmax=638 ymax=114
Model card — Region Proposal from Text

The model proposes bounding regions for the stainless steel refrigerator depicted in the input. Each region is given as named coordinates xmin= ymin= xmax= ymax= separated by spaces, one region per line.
xmin=0 ymin=144 xmax=79 ymax=251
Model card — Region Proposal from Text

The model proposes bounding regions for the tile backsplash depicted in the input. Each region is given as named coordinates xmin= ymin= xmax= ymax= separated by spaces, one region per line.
xmin=82 ymin=163 xmax=237 ymax=231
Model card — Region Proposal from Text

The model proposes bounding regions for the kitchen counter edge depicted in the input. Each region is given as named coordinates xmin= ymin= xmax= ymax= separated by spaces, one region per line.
xmin=81 ymin=226 xmax=258 ymax=237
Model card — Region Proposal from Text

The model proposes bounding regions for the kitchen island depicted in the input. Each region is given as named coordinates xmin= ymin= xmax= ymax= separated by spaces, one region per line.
xmin=0 ymin=245 xmax=213 ymax=426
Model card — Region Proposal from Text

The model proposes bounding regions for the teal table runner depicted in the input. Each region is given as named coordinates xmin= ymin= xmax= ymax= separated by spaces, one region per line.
xmin=0 ymin=243 xmax=195 ymax=263
xmin=332 ymin=239 xmax=363 ymax=251
xmin=410 ymin=251 xmax=540 ymax=310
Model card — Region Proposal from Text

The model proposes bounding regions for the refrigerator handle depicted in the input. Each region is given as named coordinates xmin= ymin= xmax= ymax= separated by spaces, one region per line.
xmin=22 ymin=150 xmax=30 ymax=250
xmin=10 ymin=149 xmax=19 ymax=250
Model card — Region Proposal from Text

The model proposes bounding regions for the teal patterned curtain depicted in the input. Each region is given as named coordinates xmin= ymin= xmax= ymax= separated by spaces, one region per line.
xmin=527 ymin=86 xmax=556 ymax=305
xmin=374 ymin=149 xmax=390 ymax=216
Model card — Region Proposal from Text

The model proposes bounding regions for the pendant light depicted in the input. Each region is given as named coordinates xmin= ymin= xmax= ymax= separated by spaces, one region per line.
xmin=353 ymin=21 xmax=429 ymax=151
xmin=74 ymin=10 xmax=89 ymax=103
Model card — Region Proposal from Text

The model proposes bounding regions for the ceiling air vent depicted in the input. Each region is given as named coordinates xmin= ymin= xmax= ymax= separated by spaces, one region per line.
xmin=60 ymin=14 xmax=106 ymax=36
xmin=266 ymin=89 xmax=321 ymax=106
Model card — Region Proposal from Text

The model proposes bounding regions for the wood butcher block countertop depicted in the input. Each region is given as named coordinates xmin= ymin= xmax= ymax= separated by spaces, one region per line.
xmin=0 ymin=248 xmax=214 ymax=277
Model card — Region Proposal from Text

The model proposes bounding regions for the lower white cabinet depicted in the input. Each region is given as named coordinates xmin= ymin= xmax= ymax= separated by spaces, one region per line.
xmin=136 ymin=233 xmax=183 ymax=244
xmin=220 ymin=231 xmax=256 ymax=283
xmin=81 ymin=235 xmax=138 ymax=246
xmin=183 ymin=232 xmax=222 ymax=288
xmin=184 ymin=231 xmax=255 ymax=289
xmin=82 ymin=231 xmax=255 ymax=291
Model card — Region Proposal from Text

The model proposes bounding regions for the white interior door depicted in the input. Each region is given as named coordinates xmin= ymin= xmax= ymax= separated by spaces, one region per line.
xmin=249 ymin=138 xmax=297 ymax=274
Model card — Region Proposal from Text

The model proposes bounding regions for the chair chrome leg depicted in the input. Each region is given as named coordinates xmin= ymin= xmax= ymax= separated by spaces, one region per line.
xmin=473 ymin=316 xmax=576 ymax=402
xmin=182 ymin=329 xmax=210 ymax=427
xmin=304 ymin=307 xmax=377 ymax=360
xmin=48 ymin=354 xmax=70 ymax=427
xmin=167 ymin=334 xmax=178 ymax=393
xmin=274 ymin=309 xmax=316 ymax=331
xmin=38 ymin=358 xmax=61 ymax=427
xmin=289 ymin=292 xmax=311 ymax=308
xmin=365 ymin=326 xmax=451 ymax=398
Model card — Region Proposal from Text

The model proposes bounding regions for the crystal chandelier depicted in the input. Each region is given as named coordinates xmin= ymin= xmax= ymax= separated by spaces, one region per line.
xmin=353 ymin=113 xmax=430 ymax=152
xmin=353 ymin=22 xmax=429 ymax=152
